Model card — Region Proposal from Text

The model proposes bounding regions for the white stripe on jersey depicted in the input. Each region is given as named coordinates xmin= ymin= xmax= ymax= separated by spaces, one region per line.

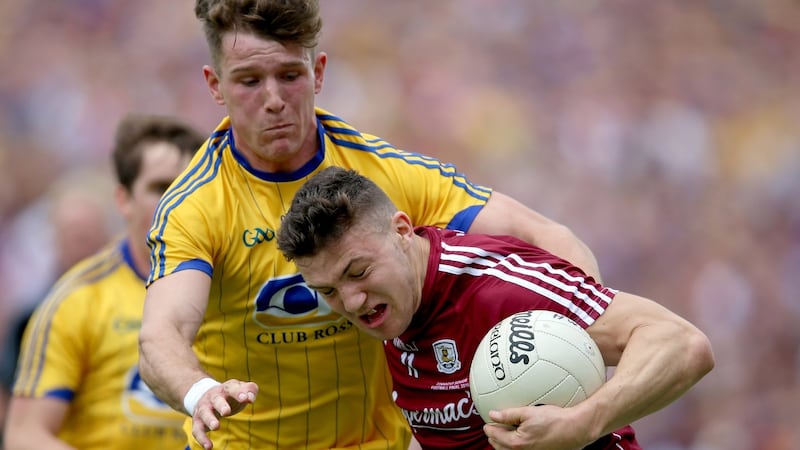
xmin=438 ymin=242 xmax=615 ymax=327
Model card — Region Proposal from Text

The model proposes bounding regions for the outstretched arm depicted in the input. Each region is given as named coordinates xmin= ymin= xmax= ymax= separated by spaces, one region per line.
xmin=469 ymin=192 xmax=602 ymax=282
xmin=138 ymin=269 xmax=258 ymax=450
xmin=485 ymin=292 xmax=714 ymax=449
xmin=139 ymin=269 xmax=212 ymax=412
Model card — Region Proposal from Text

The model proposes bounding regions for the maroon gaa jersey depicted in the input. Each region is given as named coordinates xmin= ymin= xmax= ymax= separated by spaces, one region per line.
xmin=384 ymin=226 xmax=640 ymax=449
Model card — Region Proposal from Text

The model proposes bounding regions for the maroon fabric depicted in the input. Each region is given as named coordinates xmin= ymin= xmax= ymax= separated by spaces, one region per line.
xmin=384 ymin=226 xmax=639 ymax=449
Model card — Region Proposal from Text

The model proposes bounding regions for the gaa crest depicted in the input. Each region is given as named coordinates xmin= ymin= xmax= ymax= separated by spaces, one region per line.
xmin=432 ymin=338 xmax=462 ymax=374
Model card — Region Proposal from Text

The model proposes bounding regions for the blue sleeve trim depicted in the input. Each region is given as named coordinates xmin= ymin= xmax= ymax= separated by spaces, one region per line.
xmin=175 ymin=259 xmax=213 ymax=277
xmin=447 ymin=204 xmax=485 ymax=232
xmin=44 ymin=388 xmax=74 ymax=402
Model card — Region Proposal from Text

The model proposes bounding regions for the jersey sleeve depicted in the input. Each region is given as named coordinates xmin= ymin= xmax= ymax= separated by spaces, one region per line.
xmin=147 ymin=196 xmax=215 ymax=284
xmin=146 ymin=140 xmax=222 ymax=285
xmin=389 ymin=155 xmax=492 ymax=232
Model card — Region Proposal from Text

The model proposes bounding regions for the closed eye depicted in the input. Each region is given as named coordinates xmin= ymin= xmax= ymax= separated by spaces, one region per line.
xmin=350 ymin=268 xmax=367 ymax=279
xmin=282 ymin=72 xmax=300 ymax=82
xmin=316 ymin=287 xmax=335 ymax=297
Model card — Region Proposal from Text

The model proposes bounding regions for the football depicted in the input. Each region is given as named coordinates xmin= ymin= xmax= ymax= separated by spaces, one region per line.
xmin=469 ymin=309 xmax=606 ymax=423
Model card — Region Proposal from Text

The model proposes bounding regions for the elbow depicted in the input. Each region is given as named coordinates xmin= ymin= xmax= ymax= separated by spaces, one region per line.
xmin=686 ymin=328 xmax=715 ymax=382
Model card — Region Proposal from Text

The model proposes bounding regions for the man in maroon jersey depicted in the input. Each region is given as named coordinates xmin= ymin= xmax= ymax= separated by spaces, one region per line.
xmin=277 ymin=167 xmax=714 ymax=450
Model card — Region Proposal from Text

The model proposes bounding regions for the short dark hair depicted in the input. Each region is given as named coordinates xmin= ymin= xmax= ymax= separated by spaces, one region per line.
xmin=112 ymin=114 xmax=206 ymax=191
xmin=195 ymin=0 xmax=322 ymax=69
xmin=277 ymin=167 xmax=396 ymax=261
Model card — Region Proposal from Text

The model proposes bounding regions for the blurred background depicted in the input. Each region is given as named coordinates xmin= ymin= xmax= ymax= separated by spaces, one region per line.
xmin=1 ymin=1 xmax=798 ymax=448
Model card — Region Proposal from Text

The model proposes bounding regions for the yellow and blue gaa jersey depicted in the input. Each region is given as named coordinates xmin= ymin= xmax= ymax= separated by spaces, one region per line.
xmin=147 ymin=107 xmax=492 ymax=449
xmin=13 ymin=238 xmax=187 ymax=449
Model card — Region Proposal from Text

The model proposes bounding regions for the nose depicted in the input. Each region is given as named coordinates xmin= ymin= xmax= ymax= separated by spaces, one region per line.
xmin=339 ymin=284 xmax=367 ymax=315
xmin=263 ymin=78 xmax=285 ymax=113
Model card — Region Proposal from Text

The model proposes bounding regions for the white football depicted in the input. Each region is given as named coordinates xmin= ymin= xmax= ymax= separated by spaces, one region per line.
xmin=469 ymin=309 xmax=606 ymax=423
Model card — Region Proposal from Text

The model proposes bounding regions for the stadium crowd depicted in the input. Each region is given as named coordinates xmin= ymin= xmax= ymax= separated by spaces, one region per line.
xmin=1 ymin=1 xmax=798 ymax=449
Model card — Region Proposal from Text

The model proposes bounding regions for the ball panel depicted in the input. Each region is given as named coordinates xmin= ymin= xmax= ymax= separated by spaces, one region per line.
xmin=533 ymin=327 xmax=606 ymax=394
xmin=469 ymin=310 xmax=607 ymax=424
xmin=476 ymin=360 xmax=569 ymax=415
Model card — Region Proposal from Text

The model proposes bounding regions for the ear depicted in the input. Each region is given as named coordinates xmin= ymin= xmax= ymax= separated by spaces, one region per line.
xmin=392 ymin=211 xmax=415 ymax=240
xmin=114 ymin=185 xmax=132 ymax=220
xmin=203 ymin=65 xmax=226 ymax=105
xmin=313 ymin=51 xmax=327 ymax=95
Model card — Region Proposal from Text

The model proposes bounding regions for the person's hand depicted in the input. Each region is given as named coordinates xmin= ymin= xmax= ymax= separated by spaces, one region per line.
xmin=191 ymin=379 xmax=259 ymax=449
xmin=483 ymin=405 xmax=589 ymax=450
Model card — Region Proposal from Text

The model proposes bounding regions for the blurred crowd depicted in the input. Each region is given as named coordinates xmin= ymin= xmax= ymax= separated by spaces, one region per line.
xmin=1 ymin=1 xmax=798 ymax=449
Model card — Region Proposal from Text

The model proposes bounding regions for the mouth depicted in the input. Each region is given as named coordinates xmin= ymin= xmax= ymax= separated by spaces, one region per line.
xmin=359 ymin=304 xmax=387 ymax=328
xmin=267 ymin=123 xmax=291 ymax=132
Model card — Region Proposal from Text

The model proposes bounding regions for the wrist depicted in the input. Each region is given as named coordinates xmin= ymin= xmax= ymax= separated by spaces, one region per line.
xmin=183 ymin=377 xmax=222 ymax=416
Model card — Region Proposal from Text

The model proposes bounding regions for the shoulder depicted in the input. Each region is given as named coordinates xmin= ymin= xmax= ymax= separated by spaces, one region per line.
xmin=318 ymin=109 xmax=393 ymax=151
xmin=316 ymin=108 xmax=426 ymax=165
xmin=39 ymin=243 xmax=127 ymax=310
xmin=151 ymin=137 xmax=232 ymax=228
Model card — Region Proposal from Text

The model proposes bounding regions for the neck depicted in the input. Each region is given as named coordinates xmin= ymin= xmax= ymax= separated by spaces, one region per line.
xmin=125 ymin=236 xmax=151 ymax=280
xmin=410 ymin=234 xmax=431 ymax=313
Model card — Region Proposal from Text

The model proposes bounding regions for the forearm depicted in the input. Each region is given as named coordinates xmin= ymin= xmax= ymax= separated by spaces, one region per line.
xmin=138 ymin=325 xmax=209 ymax=414
xmin=576 ymin=320 xmax=714 ymax=440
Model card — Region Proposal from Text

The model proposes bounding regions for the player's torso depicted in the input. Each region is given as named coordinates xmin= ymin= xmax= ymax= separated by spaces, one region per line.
xmin=385 ymin=230 xmax=559 ymax=448
xmin=385 ymin=295 xmax=491 ymax=449
xmin=387 ymin=229 xmax=628 ymax=449
xmin=19 ymin=242 xmax=186 ymax=448
xmin=157 ymin=116 xmax=489 ymax=448
xmin=174 ymin=141 xmax=413 ymax=448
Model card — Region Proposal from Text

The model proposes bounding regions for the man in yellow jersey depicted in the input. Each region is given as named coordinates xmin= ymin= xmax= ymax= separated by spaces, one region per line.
xmin=4 ymin=114 xmax=205 ymax=449
xmin=138 ymin=1 xmax=603 ymax=450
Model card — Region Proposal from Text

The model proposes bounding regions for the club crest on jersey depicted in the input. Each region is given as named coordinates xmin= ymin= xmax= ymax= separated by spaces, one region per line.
xmin=432 ymin=339 xmax=462 ymax=374
xmin=254 ymin=273 xmax=333 ymax=328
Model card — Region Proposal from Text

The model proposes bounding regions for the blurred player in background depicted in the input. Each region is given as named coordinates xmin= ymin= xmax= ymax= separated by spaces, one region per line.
xmin=277 ymin=167 xmax=715 ymax=449
xmin=138 ymin=1 xmax=604 ymax=449
xmin=3 ymin=114 xmax=205 ymax=449
xmin=0 ymin=168 xmax=116 ymax=445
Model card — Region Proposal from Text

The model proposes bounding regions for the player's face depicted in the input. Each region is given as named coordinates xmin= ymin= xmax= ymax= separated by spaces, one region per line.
xmin=117 ymin=142 xmax=192 ymax=269
xmin=204 ymin=31 xmax=326 ymax=173
xmin=295 ymin=213 xmax=423 ymax=340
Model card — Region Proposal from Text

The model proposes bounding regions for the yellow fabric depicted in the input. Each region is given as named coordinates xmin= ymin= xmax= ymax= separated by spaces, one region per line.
xmin=148 ymin=108 xmax=491 ymax=449
xmin=14 ymin=239 xmax=187 ymax=449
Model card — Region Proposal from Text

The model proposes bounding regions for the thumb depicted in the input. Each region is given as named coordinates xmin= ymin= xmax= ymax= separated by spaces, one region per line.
xmin=488 ymin=407 xmax=525 ymax=427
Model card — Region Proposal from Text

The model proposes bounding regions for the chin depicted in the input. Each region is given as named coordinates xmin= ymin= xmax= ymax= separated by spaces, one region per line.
xmin=368 ymin=329 xmax=391 ymax=341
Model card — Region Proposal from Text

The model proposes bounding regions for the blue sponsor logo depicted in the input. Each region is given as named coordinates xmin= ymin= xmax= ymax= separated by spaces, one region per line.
xmin=254 ymin=274 xmax=333 ymax=329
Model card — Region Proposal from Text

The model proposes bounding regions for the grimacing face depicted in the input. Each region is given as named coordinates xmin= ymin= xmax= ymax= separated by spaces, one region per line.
xmin=295 ymin=214 xmax=423 ymax=341
xmin=204 ymin=31 xmax=326 ymax=173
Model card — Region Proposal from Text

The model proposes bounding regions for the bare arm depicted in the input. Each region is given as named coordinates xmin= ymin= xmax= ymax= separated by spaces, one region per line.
xmin=138 ymin=269 xmax=258 ymax=450
xmin=485 ymin=293 xmax=714 ymax=449
xmin=576 ymin=292 xmax=714 ymax=437
xmin=470 ymin=192 xmax=602 ymax=282
xmin=3 ymin=396 xmax=75 ymax=450
xmin=138 ymin=269 xmax=211 ymax=413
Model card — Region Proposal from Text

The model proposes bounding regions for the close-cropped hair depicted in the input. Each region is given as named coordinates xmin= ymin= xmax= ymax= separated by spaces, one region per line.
xmin=277 ymin=167 xmax=396 ymax=261
xmin=112 ymin=114 xmax=206 ymax=191
xmin=195 ymin=0 xmax=322 ymax=69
